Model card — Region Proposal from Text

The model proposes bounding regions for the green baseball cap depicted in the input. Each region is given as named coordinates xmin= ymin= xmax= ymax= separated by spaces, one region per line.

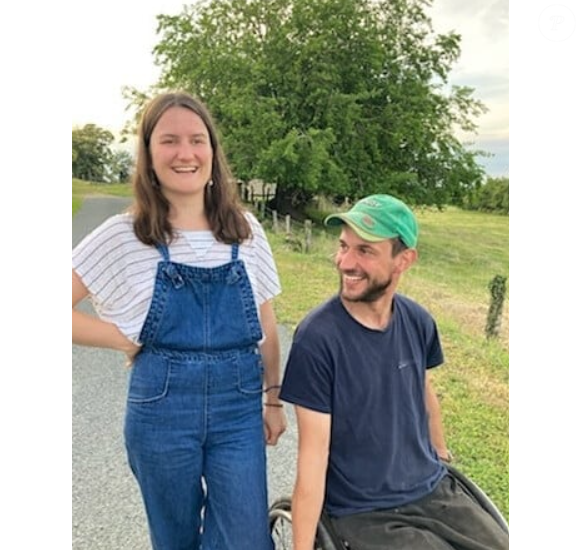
xmin=325 ymin=194 xmax=419 ymax=248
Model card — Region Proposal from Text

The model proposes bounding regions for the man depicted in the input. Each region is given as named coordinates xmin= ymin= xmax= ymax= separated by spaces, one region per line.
xmin=279 ymin=195 xmax=508 ymax=550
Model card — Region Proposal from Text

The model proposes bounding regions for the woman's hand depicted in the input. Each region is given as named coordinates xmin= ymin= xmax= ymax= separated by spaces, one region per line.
xmin=263 ymin=405 xmax=287 ymax=446
xmin=121 ymin=339 xmax=142 ymax=367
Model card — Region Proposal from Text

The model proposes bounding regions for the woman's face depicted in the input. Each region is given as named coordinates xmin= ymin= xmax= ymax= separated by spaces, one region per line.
xmin=149 ymin=105 xmax=213 ymax=200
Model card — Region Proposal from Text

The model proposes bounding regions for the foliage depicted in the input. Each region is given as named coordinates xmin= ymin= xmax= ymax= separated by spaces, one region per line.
xmin=109 ymin=150 xmax=134 ymax=183
xmin=72 ymin=124 xmax=115 ymax=182
xmin=464 ymin=177 xmax=509 ymax=214
xmin=72 ymin=125 xmax=134 ymax=183
xmin=125 ymin=0 xmax=487 ymax=210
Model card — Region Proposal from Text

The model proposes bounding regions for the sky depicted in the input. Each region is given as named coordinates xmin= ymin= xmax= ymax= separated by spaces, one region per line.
xmin=70 ymin=0 xmax=509 ymax=177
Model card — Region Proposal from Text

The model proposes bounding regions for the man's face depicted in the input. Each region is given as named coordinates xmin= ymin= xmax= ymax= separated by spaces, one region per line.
xmin=335 ymin=226 xmax=401 ymax=304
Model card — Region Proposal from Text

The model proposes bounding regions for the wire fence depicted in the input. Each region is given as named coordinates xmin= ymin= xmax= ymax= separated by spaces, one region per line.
xmin=250 ymin=198 xmax=316 ymax=253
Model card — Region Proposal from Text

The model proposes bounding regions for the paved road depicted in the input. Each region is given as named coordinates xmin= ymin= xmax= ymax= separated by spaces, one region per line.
xmin=72 ymin=197 xmax=298 ymax=549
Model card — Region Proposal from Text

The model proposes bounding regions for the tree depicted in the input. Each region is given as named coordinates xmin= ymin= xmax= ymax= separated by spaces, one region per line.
xmin=464 ymin=176 xmax=508 ymax=214
xmin=131 ymin=0 xmax=487 ymax=209
xmin=109 ymin=150 xmax=134 ymax=183
xmin=72 ymin=124 xmax=115 ymax=182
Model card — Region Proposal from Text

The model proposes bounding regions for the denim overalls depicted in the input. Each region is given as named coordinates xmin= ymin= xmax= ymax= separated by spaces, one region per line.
xmin=124 ymin=243 xmax=273 ymax=550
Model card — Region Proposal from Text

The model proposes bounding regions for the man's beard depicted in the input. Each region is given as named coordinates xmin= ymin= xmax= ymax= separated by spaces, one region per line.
xmin=339 ymin=273 xmax=393 ymax=304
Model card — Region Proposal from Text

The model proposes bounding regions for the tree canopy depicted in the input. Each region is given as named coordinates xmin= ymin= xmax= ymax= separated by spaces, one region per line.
xmin=72 ymin=124 xmax=133 ymax=183
xmin=72 ymin=124 xmax=115 ymax=182
xmin=129 ymin=0 xmax=488 ymax=209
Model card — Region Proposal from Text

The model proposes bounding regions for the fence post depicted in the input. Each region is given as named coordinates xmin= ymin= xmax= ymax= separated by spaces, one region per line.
xmin=304 ymin=220 xmax=312 ymax=253
xmin=285 ymin=215 xmax=291 ymax=235
xmin=272 ymin=210 xmax=278 ymax=233
xmin=485 ymin=275 xmax=507 ymax=339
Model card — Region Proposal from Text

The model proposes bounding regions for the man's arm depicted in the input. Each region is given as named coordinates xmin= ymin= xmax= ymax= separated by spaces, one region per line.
xmin=292 ymin=405 xmax=331 ymax=550
xmin=425 ymin=374 xmax=452 ymax=461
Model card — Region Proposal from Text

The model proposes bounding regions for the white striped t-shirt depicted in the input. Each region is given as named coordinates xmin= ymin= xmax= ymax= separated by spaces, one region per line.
xmin=72 ymin=211 xmax=281 ymax=344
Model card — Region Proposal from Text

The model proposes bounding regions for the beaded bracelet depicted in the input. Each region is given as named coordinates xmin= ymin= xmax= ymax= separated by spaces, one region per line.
xmin=264 ymin=403 xmax=283 ymax=408
xmin=263 ymin=385 xmax=282 ymax=393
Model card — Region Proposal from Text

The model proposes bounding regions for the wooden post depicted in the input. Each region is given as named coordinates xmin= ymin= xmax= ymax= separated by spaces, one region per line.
xmin=285 ymin=215 xmax=291 ymax=235
xmin=272 ymin=210 xmax=279 ymax=233
xmin=485 ymin=275 xmax=507 ymax=339
xmin=304 ymin=220 xmax=312 ymax=253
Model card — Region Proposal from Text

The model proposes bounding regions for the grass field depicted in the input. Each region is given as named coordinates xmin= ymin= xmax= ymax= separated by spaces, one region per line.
xmin=73 ymin=181 xmax=509 ymax=519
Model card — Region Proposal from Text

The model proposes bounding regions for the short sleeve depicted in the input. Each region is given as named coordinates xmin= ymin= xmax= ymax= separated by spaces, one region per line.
xmin=280 ymin=338 xmax=333 ymax=414
xmin=245 ymin=213 xmax=281 ymax=305
xmin=426 ymin=318 xmax=444 ymax=369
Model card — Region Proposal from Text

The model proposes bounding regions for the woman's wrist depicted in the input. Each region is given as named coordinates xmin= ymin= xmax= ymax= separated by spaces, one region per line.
xmin=263 ymin=384 xmax=282 ymax=406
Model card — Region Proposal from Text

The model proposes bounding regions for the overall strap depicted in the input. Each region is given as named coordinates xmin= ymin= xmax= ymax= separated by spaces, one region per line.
xmin=231 ymin=243 xmax=239 ymax=260
xmin=156 ymin=243 xmax=184 ymax=288
xmin=156 ymin=243 xmax=171 ymax=262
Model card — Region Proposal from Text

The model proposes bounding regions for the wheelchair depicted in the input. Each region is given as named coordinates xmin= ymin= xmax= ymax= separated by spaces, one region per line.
xmin=269 ymin=464 xmax=508 ymax=550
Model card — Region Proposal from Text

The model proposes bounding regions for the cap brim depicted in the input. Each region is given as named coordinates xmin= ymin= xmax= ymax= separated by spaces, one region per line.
xmin=325 ymin=214 xmax=386 ymax=242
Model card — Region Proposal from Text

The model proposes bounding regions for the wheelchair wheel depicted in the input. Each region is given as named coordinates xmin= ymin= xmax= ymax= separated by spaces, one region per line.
xmin=269 ymin=498 xmax=293 ymax=550
xmin=269 ymin=498 xmax=347 ymax=550
xmin=447 ymin=464 xmax=509 ymax=533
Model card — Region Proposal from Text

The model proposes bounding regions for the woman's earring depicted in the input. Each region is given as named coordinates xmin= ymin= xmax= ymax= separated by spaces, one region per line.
xmin=208 ymin=179 xmax=214 ymax=187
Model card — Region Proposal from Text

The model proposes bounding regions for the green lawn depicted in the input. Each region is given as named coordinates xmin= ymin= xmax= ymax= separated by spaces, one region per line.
xmin=73 ymin=182 xmax=509 ymax=519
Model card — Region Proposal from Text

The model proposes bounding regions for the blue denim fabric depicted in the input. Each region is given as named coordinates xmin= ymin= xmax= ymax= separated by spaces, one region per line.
xmin=124 ymin=244 xmax=273 ymax=550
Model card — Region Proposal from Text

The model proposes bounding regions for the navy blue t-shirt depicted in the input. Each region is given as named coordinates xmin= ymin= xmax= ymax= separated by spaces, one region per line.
xmin=280 ymin=294 xmax=446 ymax=517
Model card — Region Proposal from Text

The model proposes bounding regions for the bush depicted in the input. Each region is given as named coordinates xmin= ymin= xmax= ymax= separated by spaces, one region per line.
xmin=464 ymin=177 xmax=509 ymax=215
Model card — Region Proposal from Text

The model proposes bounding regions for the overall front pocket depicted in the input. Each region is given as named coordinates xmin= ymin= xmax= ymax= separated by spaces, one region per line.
xmin=236 ymin=352 xmax=264 ymax=395
xmin=127 ymin=352 xmax=171 ymax=403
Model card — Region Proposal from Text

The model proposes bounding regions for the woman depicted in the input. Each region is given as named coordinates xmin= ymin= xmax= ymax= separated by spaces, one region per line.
xmin=72 ymin=91 xmax=286 ymax=549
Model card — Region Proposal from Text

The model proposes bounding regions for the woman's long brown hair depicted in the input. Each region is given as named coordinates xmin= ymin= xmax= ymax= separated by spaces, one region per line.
xmin=131 ymin=91 xmax=251 ymax=246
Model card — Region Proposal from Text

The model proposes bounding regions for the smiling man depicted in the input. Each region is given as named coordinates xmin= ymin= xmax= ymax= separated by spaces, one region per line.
xmin=280 ymin=194 xmax=508 ymax=550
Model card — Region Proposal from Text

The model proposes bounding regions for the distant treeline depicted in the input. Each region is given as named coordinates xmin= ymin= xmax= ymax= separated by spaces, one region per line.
xmin=463 ymin=177 xmax=509 ymax=215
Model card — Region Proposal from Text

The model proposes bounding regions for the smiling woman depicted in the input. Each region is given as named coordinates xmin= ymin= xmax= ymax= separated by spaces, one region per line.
xmin=131 ymin=93 xmax=252 ymax=246
xmin=148 ymin=105 xmax=214 ymax=216
xmin=72 ymin=91 xmax=287 ymax=550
